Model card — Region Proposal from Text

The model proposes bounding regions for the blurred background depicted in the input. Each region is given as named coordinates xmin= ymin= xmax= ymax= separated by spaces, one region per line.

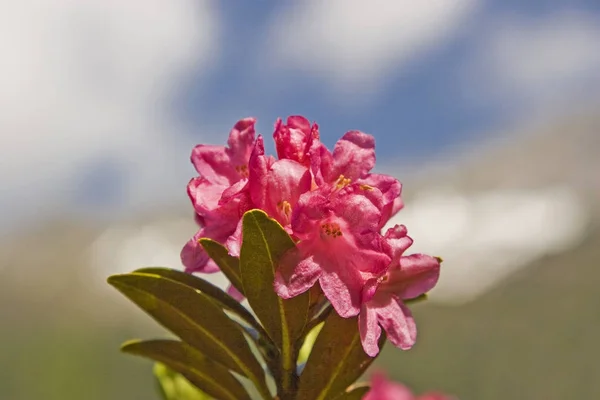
xmin=1 ymin=1 xmax=599 ymax=399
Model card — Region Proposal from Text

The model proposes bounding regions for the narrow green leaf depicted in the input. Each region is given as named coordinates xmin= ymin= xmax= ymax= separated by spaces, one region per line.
xmin=239 ymin=210 xmax=310 ymax=392
xmin=154 ymin=362 xmax=212 ymax=400
xmin=240 ymin=210 xmax=309 ymax=347
xmin=199 ymin=238 xmax=244 ymax=295
xmin=107 ymin=272 xmax=271 ymax=400
xmin=295 ymin=312 xmax=385 ymax=400
xmin=134 ymin=267 xmax=268 ymax=339
xmin=124 ymin=340 xmax=248 ymax=400
xmin=297 ymin=321 xmax=325 ymax=365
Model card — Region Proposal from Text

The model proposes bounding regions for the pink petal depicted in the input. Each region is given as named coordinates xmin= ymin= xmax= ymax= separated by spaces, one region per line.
xmin=226 ymin=284 xmax=245 ymax=302
xmin=359 ymin=173 xmax=402 ymax=226
xmin=330 ymin=184 xmax=384 ymax=234
xmin=181 ymin=230 xmax=220 ymax=273
xmin=190 ymin=144 xmax=235 ymax=185
xmin=330 ymin=130 xmax=376 ymax=181
xmin=378 ymin=298 xmax=417 ymax=351
xmin=319 ymin=265 xmax=363 ymax=318
xmin=249 ymin=136 xmax=311 ymax=225
xmin=274 ymin=246 xmax=322 ymax=299
xmin=286 ymin=115 xmax=311 ymax=132
xmin=273 ymin=116 xmax=316 ymax=165
xmin=190 ymin=118 xmax=256 ymax=185
xmin=383 ymin=225 xmax=414 ymax=263
xmin=226 ymin=117 xmax=256 ymax=166
xmin=290 ymin=190 xmax=329 ymax=238
xmin=225 ymin=219 xmax=243 ymax=257
xmin=386 ymin=254 xmax=441 ymax=300
xmin=187 ymin=177 xmax=226 ymax=216
xmin=364 ymin=372 xmax=415 ymax=400
xmin=308 ymin=141 xmax=334 ymax=186
xmin=392 ymin=196 xmax=405 ymax=214
xmin=359 ymin=303 xmax=382 ymax=357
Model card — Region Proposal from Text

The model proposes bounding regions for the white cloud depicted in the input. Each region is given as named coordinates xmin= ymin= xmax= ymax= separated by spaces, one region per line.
xmin=268 ymin=0 xmax=479 ymax=93
xmin=385 ymin=186 xmax=588 ymax=305
xmin=463 ymin=11 xmax=600 ymax=113
xmin=0 ymin=0 xmax=219 ymax=227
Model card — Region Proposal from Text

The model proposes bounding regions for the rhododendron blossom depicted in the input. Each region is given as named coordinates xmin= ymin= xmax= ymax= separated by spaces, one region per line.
xmin=364 ymin=372 xmax=453 ymax=400
xmin=181 ymin=118 xmax=256 ymax=273
xmin=274 ymin=184 xmax=392 ymax=318
xmin=180 ymin=115 xmax=441 ymax=356
xmin=359 ymin=225 xmax=441 ymax=356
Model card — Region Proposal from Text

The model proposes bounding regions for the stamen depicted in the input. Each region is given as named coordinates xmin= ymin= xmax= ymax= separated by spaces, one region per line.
xmin=335 ymin=174 xmax=351 ymax=189
xmin=235 ymin=164 xmax=249 ymax=178
xmin=320 ymin=222 xmax=343 ymax=238
xmin=277 ymin=200 xmax=292 ymax=217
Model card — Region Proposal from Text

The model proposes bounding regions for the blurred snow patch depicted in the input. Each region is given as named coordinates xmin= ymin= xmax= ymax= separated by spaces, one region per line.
xmin=385 ymin=185 xmax=589 ymax=305
xmin=86 ymin=219 xmax=230 ymax=293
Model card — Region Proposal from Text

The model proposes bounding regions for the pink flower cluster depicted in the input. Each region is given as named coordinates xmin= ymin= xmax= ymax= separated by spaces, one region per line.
xmin=182 ymin=116 xmax=441 ymax=356
xmin=364 ymin=372 xmax=454 ymax=400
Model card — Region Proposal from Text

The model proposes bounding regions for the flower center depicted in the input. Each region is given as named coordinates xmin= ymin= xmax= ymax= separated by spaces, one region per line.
xmin=277 ymin=200 xmax=292 ymax=218
xmin=320 ymin=222 xmax=343 ymax=238
xmin=235 ymin=164 xmax=249 ymax=178
xmin=334 ymin=174 xmax=351 ymax=189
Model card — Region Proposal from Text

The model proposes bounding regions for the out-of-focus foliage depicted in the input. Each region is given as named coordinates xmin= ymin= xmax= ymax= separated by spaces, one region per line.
xmin=154 ymin=362 xmax=211 ymax=400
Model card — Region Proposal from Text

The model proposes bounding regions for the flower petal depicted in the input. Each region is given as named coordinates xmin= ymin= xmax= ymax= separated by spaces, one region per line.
xmin=378 ymin=298 xmax=417 ymax=351
xmin=308 ymin=140 xmax=334 ymax=187
xmin=383 ymin=224 xmax=414 ymax=263
xmin=359 ymin=303 xmax=382 ymax=357
xmin=187 ymin=177 xmax=225 ymax=216
xmin=225 ymin=219 xmax=243 ymax=257
xmin=226 ymin=117 xmax=256 ymax=166
xmin=250 ymin=136 xmax=311 ymax=225
xmin=387 ymin=254 xmax=441 ymax=300
xmin=330 ymin=130 xmax=376 ymax=181
xmin=190 ymin=118 xmax=256 ymax=185
xmin=319 ymin=265 xmax=364 ymax=318
xmin=181 ymin=230 xmax=220 ymax=273
xmin=273 ymin=116 xmax=318 ymax=165
xmin=330 ymin=184 xmax=384 ymax=234
xmin=190 ymin=144 xmax=234 ymax=185
xmin=359 ymin=173 xmax=402 ymax=227
xmin=274 ymin=246 xmax=322 ymax=299
xmin=226 ymin=284 xmax=245 ymax=302
xmin=364 ymin=372 xmax=414 ymax=400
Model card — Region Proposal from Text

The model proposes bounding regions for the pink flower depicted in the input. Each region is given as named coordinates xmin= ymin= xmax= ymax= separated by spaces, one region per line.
xmin=248 ymin=135 xmax=312 ymax=228
xmin=274 ymin=184 xmax=392 ymax=318
xmin=273 ymin=115 xmax=320 ymax=166
xmin=310 ymin=130 xmax=402 ymax=228
xmin=363 ymin=372 xmax=454 ymax=400
xmin=359 ymin=225 xmax=441 ymax=357
xmin=190 ymin=118 xmax=256 ymax=186
xmin=181 ymin=118 xmax=256 ymax=273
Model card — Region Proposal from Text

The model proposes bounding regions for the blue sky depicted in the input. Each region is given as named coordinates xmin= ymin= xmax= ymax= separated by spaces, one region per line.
xmin=1 ymin=0 xmax=599 ymax=232
xmin=173 ymin=0 xmax=600 ymax=161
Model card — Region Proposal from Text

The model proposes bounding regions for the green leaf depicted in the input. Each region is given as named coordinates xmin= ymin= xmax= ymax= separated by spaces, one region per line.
xmin=297 ymin=321 xmax=325 ymax=365
xmin=154 ymin=362 xmax=211 ymax=400
xmin=134 ymin=267 xmax=268 ymax=340
xmin=239 ymin=210 xmax=310 ymax=391
xmin=124 ymin=340 xmax=247 ymax=400
xmin=199 ymin=238 xmax=244 ymax=295
xmin=295 ymin=312 xmax=385 ymax=400
xmin=107 ymin=272 xmax=271 ymax=400
xmin=240 ymin=210 xmax=309 ymax=347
